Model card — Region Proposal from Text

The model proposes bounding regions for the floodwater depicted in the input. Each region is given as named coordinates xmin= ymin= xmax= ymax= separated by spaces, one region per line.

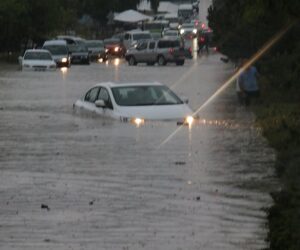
xmin=0 ymin=55 xmax=277 ymax=250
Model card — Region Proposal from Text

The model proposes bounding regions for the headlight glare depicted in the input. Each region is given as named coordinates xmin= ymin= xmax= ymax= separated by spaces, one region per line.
xmin=185 ymin=116 xmax=194 ymax=126
xmin=131 ymin=117 xmax=145 ymax=127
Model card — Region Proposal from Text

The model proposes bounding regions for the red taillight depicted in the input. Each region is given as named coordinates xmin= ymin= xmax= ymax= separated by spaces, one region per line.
xmin=168 ymin=48 xmax=174 ymax=54
xmin=200 ymin=37 xmax=205 ymax=42
xmin=201 ymin=23 xmax=206 ymax=29
xmin=189 ymin=47 xmax=192 ymax=53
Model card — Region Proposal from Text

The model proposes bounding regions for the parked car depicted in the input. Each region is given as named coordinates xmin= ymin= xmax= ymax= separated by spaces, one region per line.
xmin=42 ymin=40 xmax=71 ymax=67
xmin=103 ymin=38 xmax=126 ymax=58
xmin=85 ymin=40 xmax=107 ymax=62
xmin=20 ymin=49 xmax=56 ymax=71
xmin=123 ymin=30 xmax=152 ymax=49
xmin=125 ymin=38 xmax=185 ymax=66
xmin=73 ymin=82 xmax=194 ymax=124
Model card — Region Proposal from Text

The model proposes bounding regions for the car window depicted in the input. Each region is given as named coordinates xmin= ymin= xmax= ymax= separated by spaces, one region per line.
xmin=111 ymin=86 xmax=183 ymax=106
xmin=132 ymin=33 xmax=152 ymax=40
xmin=149 ymin=42 xmax=155 ymax=49
xmin=157 ymin=40 xmax=180 ymax=48
xmin=124 ymin=34 xmax=130 ymax=40
xmin=43 ymin=45 xmax=68 ymax=55
xmin=137 ymin=42 xmax=147 ymax=50
xmin=98 ymin=88 xmax=113 ymax=109
xmin=85 ymin=87 xmax=100 ymax=103
xmin=24 ymin=51 xmax=52 ymax=60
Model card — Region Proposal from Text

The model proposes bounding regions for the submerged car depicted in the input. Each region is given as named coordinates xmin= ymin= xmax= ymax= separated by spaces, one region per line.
xmin=104 ymin=38 xmax=126 ymax=58
xmin=125 ymin=38 xmax=185 ymax=66
xmin=70 ymin=44 xmax=90 ymax=64
xmin=42 ymin=40 xmax=71 ymax=67
xmin=85 ymin=40 xmax=108 ymax=62
xmin=74 ymin=82 xmax=194 ymax=124
xmin=20 ymin=49 xmax=56 ymax=71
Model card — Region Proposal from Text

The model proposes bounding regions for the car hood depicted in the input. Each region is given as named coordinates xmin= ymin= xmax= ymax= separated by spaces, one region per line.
xmin=23 ymin=60 xmax=54 ymax=66
xmin=116 ymin=104 xmax=193 ymax=120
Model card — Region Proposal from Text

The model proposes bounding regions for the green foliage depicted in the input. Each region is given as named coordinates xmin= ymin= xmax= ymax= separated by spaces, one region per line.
xmin=208 ymin=1 xmax=300 ymax=249
xmin=0 ymin=0 xmax=146 ymax=53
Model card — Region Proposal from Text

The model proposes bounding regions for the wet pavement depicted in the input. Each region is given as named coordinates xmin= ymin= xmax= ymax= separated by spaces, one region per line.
xmin=0 ymin=55 xmax=277 ymax=250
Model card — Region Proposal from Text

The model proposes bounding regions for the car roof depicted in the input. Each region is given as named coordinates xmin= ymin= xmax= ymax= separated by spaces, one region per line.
xmin=24 ymin=49 xmax=51 ymax=53
xmin=43 ymin=40 xmax=67 ymax=46
xmin=92 ymin=82 xmax=163 ymax=88
xmin=125 ymin=29 xmax=151 ymax=34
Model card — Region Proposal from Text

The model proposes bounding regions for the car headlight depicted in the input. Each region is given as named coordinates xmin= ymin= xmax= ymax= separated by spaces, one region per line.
xmin=61 ymin=57 xmax=67 ymax=63
xmin=105 ymin=49 xmax=109 ymax=53
xmin=193 ymin=29 xmax=197 ymax=34
xmin=180 ymin=29 xmax=185 ymax=34
xmin=131 ymin=117 xmax=145 ymax=127
xmin=185 ymin=116 xmax=194 ymax=126
xmin=177 ymin=116 xmax=195 ymax=126
xmin=114 ymin=47 xmax=120 ymax=52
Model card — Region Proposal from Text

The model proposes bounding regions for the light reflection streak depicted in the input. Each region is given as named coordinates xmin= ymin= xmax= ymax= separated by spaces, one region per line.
xmin=158 ymin=21 xmax=295 ymax=148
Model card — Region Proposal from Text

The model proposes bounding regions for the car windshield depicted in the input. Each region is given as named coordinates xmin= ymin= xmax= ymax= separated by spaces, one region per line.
xmin=165 ymin=31 xmax=178 ymax=36
xmin=24 ymin=51 xmax=52 ymax=60
xmin=72 ymin=45 xmax=88 ymax=52
xmin=86 ymin=41 xmax=104 ymax=48
xmin=104 ymin=39 xmax=120 ymax=45
xmin=182 ymin=23 xmax=194 ymax=28
xmin=111 ymin=85 xmax=183 ymax=106
xmin=43 ymin=45 xmax=68 ymax=55
xmin=132 ymin=33 xmax=152 ymax=40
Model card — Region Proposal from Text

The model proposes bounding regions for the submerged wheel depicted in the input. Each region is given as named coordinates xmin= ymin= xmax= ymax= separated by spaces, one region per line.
xmin=128 ymin=56 xmax=137 ymax=66
xmin=157 ymin=56 xmax=166 ymax=66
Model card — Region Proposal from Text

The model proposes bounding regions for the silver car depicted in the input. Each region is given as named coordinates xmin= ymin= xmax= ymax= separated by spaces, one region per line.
xmin=125 ymin=38 xmax=185 ymax=66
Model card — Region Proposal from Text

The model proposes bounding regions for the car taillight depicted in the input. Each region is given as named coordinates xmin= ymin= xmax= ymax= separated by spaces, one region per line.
xmin=200 ymin=37 xmax=205 ymax=42
xmin=189 ymin=47 xmax=192 ymax=53
xmin=168 ymin=48 xmax=174 ymax=54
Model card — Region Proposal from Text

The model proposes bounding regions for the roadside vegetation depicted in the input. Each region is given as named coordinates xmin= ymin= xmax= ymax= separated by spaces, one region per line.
xmin=0 ymin=0 xmax=159 ymax=59
xmin=208 ymin=1 xmax=300 ymax=249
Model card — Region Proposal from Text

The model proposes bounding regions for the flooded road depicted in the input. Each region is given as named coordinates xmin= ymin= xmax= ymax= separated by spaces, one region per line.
xmin=0 ymin=55 xmax=277 ymax=250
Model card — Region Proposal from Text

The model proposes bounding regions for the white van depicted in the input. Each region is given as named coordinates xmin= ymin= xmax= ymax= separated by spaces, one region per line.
xmin=123 ymin=30 xmax=152 ymax=49
xmin=42 ymin=40 xmax=71 ymax=67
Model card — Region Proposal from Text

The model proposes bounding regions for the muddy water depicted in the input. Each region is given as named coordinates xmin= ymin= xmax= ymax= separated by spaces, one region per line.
xmin=0 ymin=56 xmax=276 ymax=250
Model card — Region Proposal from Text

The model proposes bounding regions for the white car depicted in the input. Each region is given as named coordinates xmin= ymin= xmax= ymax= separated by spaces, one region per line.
xmin=21 ymin=49 xmax=56 ymax=71
xmin=74 ymin=82 xmax=195 ymax=125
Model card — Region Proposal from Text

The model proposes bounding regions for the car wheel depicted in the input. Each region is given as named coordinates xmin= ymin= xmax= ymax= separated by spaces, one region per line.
xmin=128 ymin=56 xmax=137 ymax=66
xmin=157 ymin=56 xmax=166 ymax=66
xmin=176 ymin=60 xmax=185 ymax=66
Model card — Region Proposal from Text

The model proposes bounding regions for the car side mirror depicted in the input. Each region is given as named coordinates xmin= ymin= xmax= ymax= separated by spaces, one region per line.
xmin=95 ymin=100 xmax=106 ymax=108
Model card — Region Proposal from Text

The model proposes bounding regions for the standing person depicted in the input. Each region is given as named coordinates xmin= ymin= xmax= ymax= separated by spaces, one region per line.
xmin=238 ymin=58 xmax=260 ymax=106
xmin=235 ymin=59 xmax=244 ymax=105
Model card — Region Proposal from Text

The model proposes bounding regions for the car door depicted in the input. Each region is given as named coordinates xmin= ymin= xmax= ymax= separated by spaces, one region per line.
xmin=146 ymin=41 xmax=157 ymax=62
xmin=83 ymin=87 xmax=100 ymax=113
xmin=134 ymin=41 xmax=148 ymax=62
xmin=96 ymin=87 xmax=114 ymax=118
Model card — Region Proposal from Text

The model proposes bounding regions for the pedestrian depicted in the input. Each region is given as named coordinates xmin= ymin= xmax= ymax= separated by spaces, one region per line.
xmin=235 ymin=59 xmax=244 ymax=105
xmin=238 ymin=58 xmax=260 ymax=106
